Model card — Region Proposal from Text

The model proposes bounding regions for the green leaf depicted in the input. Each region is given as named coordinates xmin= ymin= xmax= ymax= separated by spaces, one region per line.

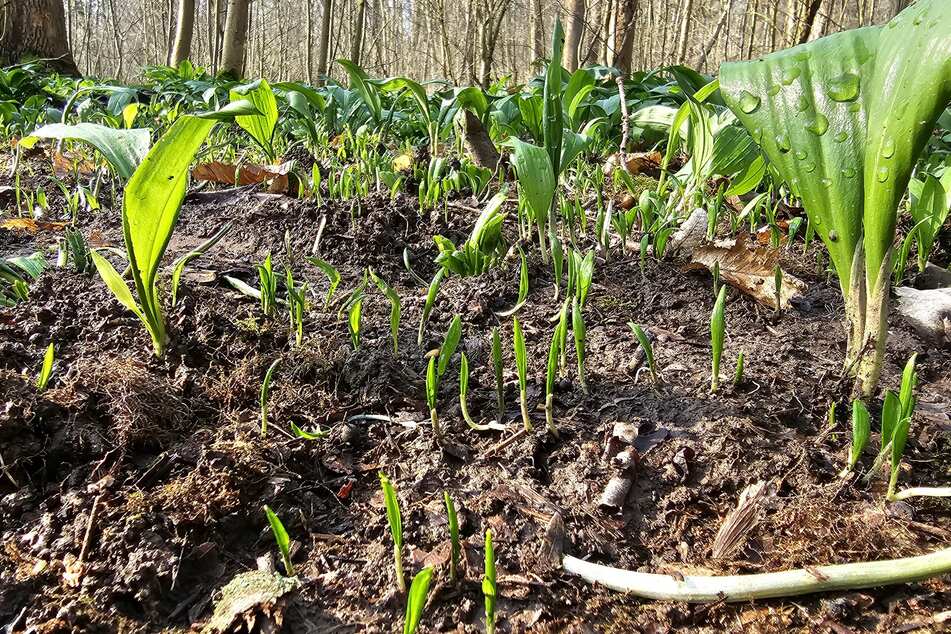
xmin=881 ymin=390 xmax=901 ymax=449
xmin=380 ymin=473 xmax=402 ymax=548
xmin=628 ymin=323 xmax=657 ymax=383
xmin=710 ymin=285 xmax=727 ymax=392
xmin=337 ymin=59 xmax=382 ymax=124
xmin=909 ymin=174 xmax=949 ymax=271
xmin=230 ymin=79 xmax=279 ymax=160
xmin=369 ymin=269 xmax=401 ymax=355
xmin=437 ymin=315 xmax=462 ymax=378
xmin=290 ymin=422 xmax=327 ymax=440
xmin=90 ymin=249 xmax=142 ymax=318
xmin=898 ymin=353 xmax=918 ymax=420
xmin=505 ymin=137 xmax=556 ymax=222
xmin=348 ymin=298 xmax=363 ymax=349
xmin=263 ymin=505 xmax=295 ymax=577
xmin=513 ymin=318 xmax=527 ymax=394
xmin=260 ymin=358 xmax=280 ymax=436
xmin=194 ymin=98 xmax=262 ymax=120
xmin=403 ymin=566 xmax=433 ymax=634
xmin=24 ymin=123 xmax=150 ymax=180
xmin=306 ymin=256 xmax=341 ymax=308
xmin=123 ymin=115 xmax=216 ymax=356
xmin=444 ymin=492 xmax=460 ymax=582
xmin=36 ymin=341 xmax=55 ymax=391
xmin=542 ymin=18 xmax=565 ymax=178
xmin=849 ymin=399 xmax=871 ymax=470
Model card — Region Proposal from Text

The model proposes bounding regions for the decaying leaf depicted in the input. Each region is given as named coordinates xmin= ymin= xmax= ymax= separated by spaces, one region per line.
xmin=201 ymin=570 xmax=300 ymax=634
xmin=392 ymin=152 xmax=414 ymax=172
xmin=710 ymin=480 xmax=773 ymax=560
xmin=689 ymin=239 xmax=807 ymax=310
xmin=192 ymin=161 xmax=298 ymax=194
xmin=0 ymin=218 xmax=68 ymax=232
xmin=602 ymin=151 xmax=662 ymax=176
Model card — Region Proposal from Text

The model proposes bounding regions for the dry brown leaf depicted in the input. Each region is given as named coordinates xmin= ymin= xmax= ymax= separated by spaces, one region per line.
xmin=711 ymin=480 xmax=773 ymax=560
xmin=603 ymin=151 xmax=662 ymax=176
xmin=53 ymin=151 xmax=96 ymax=178
xmin=688 ymin=238 xmax=807 ymax=310
xmin=192 ymin=161 xmax=297 ymax=194
xmin=0 ymin=218 xmax=68 ymax=232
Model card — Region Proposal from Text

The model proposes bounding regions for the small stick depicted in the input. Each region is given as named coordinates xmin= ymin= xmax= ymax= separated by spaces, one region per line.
xmin=78 ymin=494 xmax=103 ymax=564
xmin=484 ymin=428 xmax=529 ymax=458
xmin=615 ymin=76 xmax=630 ymax=170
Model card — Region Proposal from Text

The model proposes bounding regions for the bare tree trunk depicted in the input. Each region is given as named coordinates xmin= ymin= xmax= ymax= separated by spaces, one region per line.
xmin=0 ymin=0 xmax=80 ymax=74
xmin=675 ymin=0 xmax=693 ymax=63
xmin=302 ymin=0 xmax=311 ymax=81
xmin=697 ymin=0 xmax=731 ymax=70
xmin=316 ymin=0 xmax=332 ymax=80
xmin=350 ymin=0 xmax=366 ymax=64
xmin=531 ymin=0 xmax=545 ymax=67
xmin=221 ymin=0 xmax=250 ymax=77
xmin=562 ymin=0 xmax=585 ymax=72
xmin=612 ymin=0 xmax=637 ymax=73
xmin=798 ymin=0 xmax=823 ymax=44
xmin=170 ymin=0 xmax=195 ymax=65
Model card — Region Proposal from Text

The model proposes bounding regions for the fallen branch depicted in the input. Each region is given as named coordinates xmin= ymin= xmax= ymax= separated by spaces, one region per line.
xmin=562 ymin=547 xmax=951 ymax=602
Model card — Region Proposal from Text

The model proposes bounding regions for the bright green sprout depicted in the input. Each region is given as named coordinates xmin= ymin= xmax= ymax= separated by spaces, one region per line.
xmin=379 ymin=472 xmax=406 ymax=593
xmin=369 ymin=269 xmax=401 ymax=354
xmin=512 ymin=318 xmax=533 ymax=432
xmin=841 ymin=399 xmax=871 ymax=476
xmin=734 ymin=351 xmax=745 ymax=386
xmin=628 ymin=323 xmax=659 ymax=384
xmin=263 ymin=505 xmax=295 ymax=577
xmin=710 ymin=285 xmax=727 ymax=393
xmin=572 ymin=297 xmax=587 ymax=395
xmin=403 ymin=566 xmax=433 ymax=634
xmin=483 ymin=529 xmax=497 ymax=634
xmin=36 ymin=341 xmax=54 ymax=391
xmin=491 ymin=327 xmax=505 ymax=423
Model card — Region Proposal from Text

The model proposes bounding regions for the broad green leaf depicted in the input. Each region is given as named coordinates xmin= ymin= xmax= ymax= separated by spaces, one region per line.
xmin=194 ymin=99 xmax=262 ymax=120
xmin=90 ymin=249 xmax=142 ymax=317
xmin=381 ymin=77 xmax=431 ymax=122
xmin=24 ymin=123 xmax=150 ymax=180
xmin=123 ymin=115 xmax=215 ymax=351
xmin=909 ymin=174 xmax=949 ymax=271
xmin=437 ymin=315 xmax=462 ymax=378
xmin=337 ymin=60 xmax=382 ymax=123
xmin=881 ymin=390 xmax=901 ymax=449
xmin=403 ymin=567 xmax=433 ymax=634
xmin=263 ymin=505 xmax=295 ymax=576
xmin=230 ymin=79 xmax=279 ymax=159
xmin=849 ymin=399 xmax=871 ymax=469
xmin=505 ymin=137 xmax=555 ymax=221
xmin=36 ymin=341 xmax=54 ymax=390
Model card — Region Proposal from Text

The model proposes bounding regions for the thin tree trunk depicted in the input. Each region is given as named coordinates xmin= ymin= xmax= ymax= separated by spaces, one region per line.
xmin=0 ymin=0 xmax=81 ymax=74
xmin=562 ymin=0 xmax=585 ymax=72
xmin=797 ymin=0 xmax=823 ymax=44
xmin=305 ymin=0 xmax=313 ymax=82
xmin=170 ymin=0 xmax=196 ymax=65
xmin=531 ymin=0 xmax=544 ymax=67
xmin=351 ymin=0 xmax=366 ymax=64
xmin=675 ymin=0 xmax=693 ymax=63
xmin=221 ymin=0 xmax=250 ymax=77
xmin=613 ymin=0 xmax=637 ymax=73
xmin=697 ymin=0 xmax=732 ymax=70
xmin=316 ymin=0 xmax=332 ymax=80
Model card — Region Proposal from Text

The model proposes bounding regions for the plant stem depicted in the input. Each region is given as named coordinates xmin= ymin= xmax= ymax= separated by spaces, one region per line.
xmin=891 ymin=487 xmax=951 ymax=501
xmin=544 ymin=393 xmax=560 ymax=438
xmin=394 ymin=543 xmax=406 ymax=593
xmin=563 ymin=547 xmax=951 ymax=602
xmin=519 ymin=391 xmax=533 ymax=432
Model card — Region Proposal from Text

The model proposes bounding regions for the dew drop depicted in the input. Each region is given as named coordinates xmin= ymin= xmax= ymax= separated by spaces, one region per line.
xmin=821 ymin=178 xmax=833 ymax=188
xmin=782 ymin=67 xmax=801 ymax=85
xmin=834 ymin=131 xmax=848 ymax=143
xmin=881 ymin=137 xmax=895 ymax=158
xmin=795 ymin=150 xmax=808 ymax=161
xmin=776 ymin=133 xmax=791 ymax=153
xmin=806 ymin=113 xmax=829 ymax=136
xmin=795 ymin=96 xmax=811 ymax=112
xmin=877 ymin=166 xmax=889 ymax=182
xmin=829 ymin=230 xmax=839 ymax=242
xmin=847 ymin=102 xmax=861 ymax=114
xmin=804 ymin=162 xmax=817 ymax=173
xmin=842 ymin=167 xmax=856 ymax=178
xmin=767 ymin=84 xmax=782 ymax=96
xmin=739 ymin=90 xmax=761 ymax=114
xmin=827 ymin=72 xmax=860 ymax=102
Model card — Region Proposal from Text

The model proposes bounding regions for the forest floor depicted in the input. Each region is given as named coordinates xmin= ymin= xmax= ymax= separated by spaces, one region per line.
xmin=1 ymin=154 xmax=950 ymax=633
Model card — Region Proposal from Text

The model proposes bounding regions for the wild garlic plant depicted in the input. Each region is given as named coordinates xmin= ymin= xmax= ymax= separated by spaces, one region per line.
xmin=491 ymin=327 xmax=505 ymax=422
xmin=427 ymin=315 xmax=462 ymax=441
xmin=403 ymin=567 xmax=434 ymax=634
xmin=483 ymin=529 xmax=497 ymax=634
xmin=572 ymin=297 xmax=587 ymax=394
xmin=513 ymin=318 xmax=533 ymax=432
xmin=379 ymin=473 xmax=406 ymax=593
xmin=629 ymin=323 xmax=659 ymax=384
xmin=710 ymin=286 xmax=727 ymax=393
xmin=260 ymin=358 xmax=280 ymax=436
xmin=36 ymin=342 xmax=54 ymax=391
xmin=263 ymin=505 xmax=295 ymax=576
xmin=370 ymin=269 xmax=401 ymax=354
xmin=285 ymin=267 xmax=308 ymax=347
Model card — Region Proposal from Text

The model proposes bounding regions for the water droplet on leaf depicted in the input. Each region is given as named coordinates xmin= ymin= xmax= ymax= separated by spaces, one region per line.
xmin=806 ymin=113 xmax=829 ymax=136
xmin=739 ymin=91 xmax=761 ymax=113
xmin=776 ymin=133 xmax=791 ymax=153
xmin=881 ymin=137 xmax=895 ymax=158
xmin=827 ymin=72 xmax=860 ymax=102
xmin=767 ymin=84 xmax=781 ymax=96
xmin=795 ymin=96 xmax=810 ymax=112
xmin=804 ymin=162 xmax=817 ymax=173
xmin=834 ymin=131 xmax=848 ymax=143
xmin=795 ymin=150 xmax=808 ymax=161
xmin=782 ymin=67 xmax=801 ymax=85
xmin=877 ymin=166 xmax=889 ymax=182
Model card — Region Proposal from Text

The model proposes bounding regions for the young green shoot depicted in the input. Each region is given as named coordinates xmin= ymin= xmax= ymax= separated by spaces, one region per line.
xmin=257 ymin=253 xmax=278 ymax=317
xmin=370 ymin=269 xmax=401 ymax=354
xmin=380 ymin=473 xmax=406 ymax=593
xmin=628 ymin=323 xmax=658 ymax=384
xmin=496 ymin=247 xmax=528 ymax=317
xmin=841 ymin=399 xmax=870 ymax=477
xmin=285 ymin=267 xmax=308 ymax=347
xmin=483 ymin=529 xmax=497 ymax=634
xmin=403 ymin=566 xmax=433 ymax=634
xmin=710 ymin=285 xmax=727 ymax=393
xmin=572 ymin=297 xmax=587 ymax=394
xmin=263 ymin=505 xmax=295 ymax=576
xmin=734 ymin=351 xmax=745 ymax=386
xmin=417 ymin=268 xmax=446 ymax=345
xmin=544 ymin=319 xmax=562 ymax=439
xmin=306 ymin=256 xmax=341 ymax=308
xmin=36 ymin=341 xmax=54 ymax=391
xmin=444 ymin=491 xmax=460 ymax=583
xmin=513 ymin=318 xmax=533 ymax=432
xmin=260 ymin=358 xmax=280 ymax=436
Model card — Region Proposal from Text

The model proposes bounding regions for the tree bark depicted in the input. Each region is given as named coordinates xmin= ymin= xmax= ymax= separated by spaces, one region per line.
xmin=531 ymin=0 xmax=545 ymax=67
xmin=220 ymin=0 xmax=251 ymax=77
xmin=797 ymin=0 xmax=824 ymax=44
xmin=462 ymin=109 xmax=500 ymax=169
xmin=562 ymin=0 xmax=585 ymax=72
xmin=351 ymin=0 xmax=366 ymax=64
xmin=612 ymin=0 xmax=637 ymax=73
xmin=316 ymin=0 xmax=332 ymax=80
xmin=170 ymin=0 xmax=196 ymax=65
xmin=675 ymin=0 xmax=693 ymax=63
xmin=0 ymin=0 xmax=80 ymax=75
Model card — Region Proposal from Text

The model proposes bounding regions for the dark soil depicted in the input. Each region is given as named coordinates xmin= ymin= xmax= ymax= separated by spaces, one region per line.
xmin=2 ymin=156 xmax=950 ymax=633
